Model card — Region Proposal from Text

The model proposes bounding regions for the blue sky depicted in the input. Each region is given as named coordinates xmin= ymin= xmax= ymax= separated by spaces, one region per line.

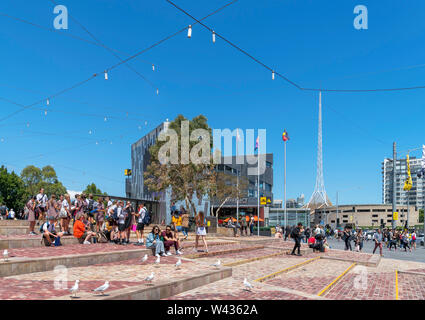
xmin=0 ymin=0 xmax=424 ymax=205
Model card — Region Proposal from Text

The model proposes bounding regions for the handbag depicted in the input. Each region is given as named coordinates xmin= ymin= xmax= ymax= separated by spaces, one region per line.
xmin=59 ymin=208 xmax=68 ymax=218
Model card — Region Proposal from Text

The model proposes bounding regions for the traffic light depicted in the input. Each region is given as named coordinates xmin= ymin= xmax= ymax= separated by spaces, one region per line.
xmin=124 ymin=169 xmax=132 ymax=176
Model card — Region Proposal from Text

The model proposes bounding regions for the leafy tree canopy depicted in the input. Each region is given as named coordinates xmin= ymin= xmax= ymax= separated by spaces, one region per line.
xmin=21 ymin=165 xmax=66 ymax=197
xmin=0 ymin=166 xmax=28 ymax=210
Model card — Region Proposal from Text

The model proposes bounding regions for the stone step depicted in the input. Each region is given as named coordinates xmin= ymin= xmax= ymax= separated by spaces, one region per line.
xmin=0 ymin=245 xmax=151 ymax=278
xmin=0 ymin=226 xmax=29 ymax=236
xmin=0 ymin=220 xmax=29 ymax=226
xmin=0 ymin=236 xmax=79 ymax=249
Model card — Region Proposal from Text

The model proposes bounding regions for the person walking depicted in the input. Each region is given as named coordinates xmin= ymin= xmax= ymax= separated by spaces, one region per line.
xmin=389 ymin=229 xmax=397 ymax=251
xmin=354 ymin=229 xmax=364 ymax=252
xmin=372 ymin=229 xmax=384 ymax=257
xmin=290 ymin=222 xmax=304 ymax=256
xmin=249 ymin=214 xmax=255 ymax=236
xmin=343 ymin=227 xmax=352 ymax=251
xmin=195 ymin=211 xmax=208 ymax=253
xmin=180 ymin=207 xmax=189 ymax=240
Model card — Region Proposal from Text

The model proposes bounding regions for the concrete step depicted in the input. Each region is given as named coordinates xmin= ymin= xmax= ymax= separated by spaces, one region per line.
xmin=0 ymin=226 xmax=29 ymax=236
xmin=0 ymin=220 xmax=29 ymax=226
xmin=0 ymin=235 xmax=79 ymax=249
xmin=0 ymin=245 xmax=151 ymax=277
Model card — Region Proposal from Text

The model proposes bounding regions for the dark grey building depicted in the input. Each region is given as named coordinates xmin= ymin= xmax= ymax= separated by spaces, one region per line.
xmin=213 ymin=153 xmax=273 ymax=220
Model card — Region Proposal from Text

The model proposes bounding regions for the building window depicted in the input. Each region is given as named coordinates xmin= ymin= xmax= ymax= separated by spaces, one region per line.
xmin=266 ymin=161 xmax=272 ymax=168
xmin=372 ymin=215 xmax=378 ymax=218
xmin=343 ymin=220 xmax=348 ymax=223
xmin=343 ymin=215 xmax=348 ymax=218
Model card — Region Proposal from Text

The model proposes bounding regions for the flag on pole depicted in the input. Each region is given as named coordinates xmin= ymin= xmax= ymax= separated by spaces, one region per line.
xmin=282 ymin=130 xmax=289 ymax=142
xmin=255 ymin=136 xmax=259 ymax=151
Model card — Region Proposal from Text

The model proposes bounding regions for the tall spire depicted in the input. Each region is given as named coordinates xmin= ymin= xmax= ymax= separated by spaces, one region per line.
xmin=307 ymin=92 xmax=332 ymax=210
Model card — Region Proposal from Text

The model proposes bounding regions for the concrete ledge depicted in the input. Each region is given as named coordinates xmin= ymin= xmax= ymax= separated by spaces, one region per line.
xmin=51 ymin=266 xmax=232 ymax=300
xmin=0 ymin=248 xmax=151 ymax=277
xmin=398 ymin=270 xmax=425 ymax=277
xmin=0 ymin=236 xmax=78 ymax=249
xmin=320 ymin=255 xmax=380 ymax=267
xmin=0 ymin=220 xmax=30 ymax=226
xmin=0 ymin=226 xmax=31 ymax=236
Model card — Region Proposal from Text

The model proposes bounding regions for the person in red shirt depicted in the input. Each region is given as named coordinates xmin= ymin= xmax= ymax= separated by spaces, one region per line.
xmin=73 ymin=214 xmax=96 ymax=244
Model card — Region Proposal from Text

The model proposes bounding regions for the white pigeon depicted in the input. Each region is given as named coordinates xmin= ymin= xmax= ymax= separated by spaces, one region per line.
xmin=175 ymin=258 xmax=182 ymax=268
xmin=141 ymin=254 xmax=148 ymax=263
xmin=243 ymin=278 xmax=253 ymax=291
xmin=144 ymin=272 xmax=154 ymax=282
xmin=3 ymin=249 xmax=8 ymax=261
xmin=154 ymin=255 xmax=160 ymax=264
xmin=93 ymin=281 xmax=109 ymax=295
xmin=211 ymin=259 xmax=221 ymax=268
xmin=69 ymin=280 xmax=80 ymax=297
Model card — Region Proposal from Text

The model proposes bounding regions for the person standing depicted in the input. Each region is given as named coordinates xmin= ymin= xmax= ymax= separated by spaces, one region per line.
xmin=26 ymin=197 xmax=37 ymax=235
xmin=36 ymin=188 xmax=48 ymax=223
xmin=284 ymin=224 xmax=291 ymax=241
xmin=135 ymin=203 xmax=147 ymax=246
xmin=117 ymin=201 xmax=127 ymax=245
xmin=195 ymin=211 xmax=208 ymax=253
xmin=47 ymin=195 xmax=58 ymax=222
xmin=0 ymin=203 xmax=8 ymax=220
xmin=290 ymin=222 xmax=304 ymax=256
xmin=249 ymin=214 xmax=255 ymax=236
xmin=411 ymin=230 xmax=417 ymax=250
xmin=372 ymin=229 xmax=384 ymax=256
xmin=240 ymin=215 xmax=248 ymax=236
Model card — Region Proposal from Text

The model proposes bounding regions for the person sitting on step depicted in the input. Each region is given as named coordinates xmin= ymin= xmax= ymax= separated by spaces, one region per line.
xmin=73 ymin=214 xmax=96 ymax=244
xmin=146 ymin=225 xmax=166 ymax=257
xmin=41 ymin=216 xmax=64 ymax=246
xmin=162 ymin=225 xmax=183 ymax=255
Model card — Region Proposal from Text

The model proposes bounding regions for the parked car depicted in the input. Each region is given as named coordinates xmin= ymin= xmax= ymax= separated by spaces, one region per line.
xmin=417 ymin=233 xmax=424 ymax=246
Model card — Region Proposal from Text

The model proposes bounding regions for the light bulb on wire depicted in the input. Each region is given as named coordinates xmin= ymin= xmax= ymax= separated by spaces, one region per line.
xmin=104 ymin=117 xmax=107 ymax=122
xmin=46 ymin=99 xmax=50 ymax=106
xmin=212 ymin=31 xmax=216 ymax=43
xmin=187 ymin=25 xmax=192 ymax=38
xmin=152 ymin=64 xmax=155 ymax=71
xmin=272 ymin=71 xmax=275 ymax=80
xmin=156 ymin=88 xmax=159 ymax=95
xmin=44 ymin=110 xmax=47 ymax=116
xmin=104 ymin=71 xmax=108 ymax=80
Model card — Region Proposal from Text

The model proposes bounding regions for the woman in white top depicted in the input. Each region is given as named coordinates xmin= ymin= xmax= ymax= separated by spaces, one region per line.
xmin=195 ymin=211 xmax=208 ymax=253
xmin=60 ymin=194 xmax=71 ymax=235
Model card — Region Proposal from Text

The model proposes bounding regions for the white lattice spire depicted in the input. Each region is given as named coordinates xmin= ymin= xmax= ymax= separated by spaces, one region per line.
xmin=307 ymin=92 xmax=332 ymax=210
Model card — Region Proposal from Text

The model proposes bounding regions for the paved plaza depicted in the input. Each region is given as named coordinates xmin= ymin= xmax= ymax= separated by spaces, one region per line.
xmin=1 ymin=223 xmax=425 ymax=300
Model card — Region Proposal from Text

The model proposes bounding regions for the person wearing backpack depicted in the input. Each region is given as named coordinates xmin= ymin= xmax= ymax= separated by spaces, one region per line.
xmin=411 ymin=230 xmax=417 ymax=250
xmin=290 ymin=222 xmax=304 ymax=256
xmin=41 ymin=216 xmax=64 ymax=246
xmin=0 ymin=204 xmax=8 ymax=220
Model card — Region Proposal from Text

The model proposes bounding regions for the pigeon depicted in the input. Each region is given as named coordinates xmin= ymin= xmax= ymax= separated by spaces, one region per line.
xmin=93 ymin=281 xmax=109 ymax=295
xmin=141 ymin=254 xmax=148 ymax=263
xmin=243 ymin=278 xmax=253 ymax=291
xmin=175 ymin=258 xmax=182 ymax=269
xmin=69 ymin=280 xmax=80 ymax=297
xmin=154 ymin=255 xmax=160 ymax=264
xmin=144 ymin=272 xmax=154 ymax=282
xmin=210 ymin=259 xmax=221 ymax=268
xmin=3 ymin=249 xmax=8 ymax=262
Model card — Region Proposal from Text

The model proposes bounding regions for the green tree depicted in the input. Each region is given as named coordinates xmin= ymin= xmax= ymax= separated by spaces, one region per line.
xmin=20 ymin=165 xmax=41 ymax=196
xmin=144 ymin=115 xmax=216 ymax=216
xmin=419 ymin=209 xmax=424 ymax=223
xmin=0 ymin=166 xmax=28 ymax=210
xmin=21 ymin=165 xmax=67 ymax=197
xmin=83 ymin=183 xmax=107 ymax=199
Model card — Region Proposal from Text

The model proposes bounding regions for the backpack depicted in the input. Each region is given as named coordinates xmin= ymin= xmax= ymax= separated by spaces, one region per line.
xmin=142 ymin=210 xmax=151 ymax=226
xmin=112 ymin=207 xmax=119 ymax=221
xmin=40 ymin=222 xmax=49 ymax=233
xmin=87 ymin=199 xmax=94 ymax=212
xmin=290 ymin=228 xmax=298 ymax=238
xmin=0 ymin=206 xmax=6 ymax=215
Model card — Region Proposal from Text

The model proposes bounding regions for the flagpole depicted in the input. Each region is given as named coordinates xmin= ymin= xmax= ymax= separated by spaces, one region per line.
xmin=257 ymin=151 xmax=260 ymax=237
xmin=236 ymin=129 xmax=239 ymax=223
xmin=284 ymin=139 xmax=287 ymax=230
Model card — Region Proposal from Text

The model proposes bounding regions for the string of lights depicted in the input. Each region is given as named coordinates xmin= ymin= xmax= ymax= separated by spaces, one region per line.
xmin=0 ymin=0 xmax=238 ymax=122
xmin=47 ymin=0 xmax=156 ymax=90
xmin=166 ymin=0 xmax=425 ymax=93
xmin=0 ymin=11 xmax=154 ymax=67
